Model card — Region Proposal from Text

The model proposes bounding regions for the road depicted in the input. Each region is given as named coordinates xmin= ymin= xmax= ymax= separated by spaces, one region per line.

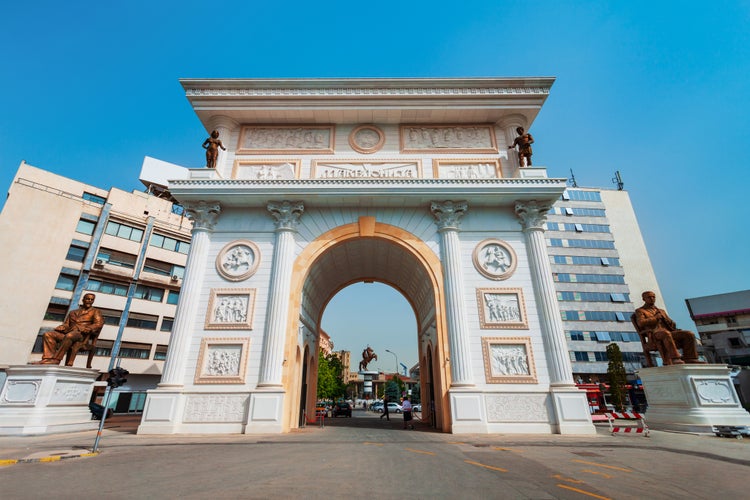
xmin=1 ymin=409 xmax=748 ymax=499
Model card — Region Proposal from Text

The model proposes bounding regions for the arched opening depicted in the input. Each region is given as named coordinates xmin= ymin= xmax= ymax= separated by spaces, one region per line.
xmin=282 ymin=218 xmax=452 ymax=432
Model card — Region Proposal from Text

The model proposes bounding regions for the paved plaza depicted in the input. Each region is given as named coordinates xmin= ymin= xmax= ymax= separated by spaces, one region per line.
xmin=1 ymin=409 xmax=748 ymax=499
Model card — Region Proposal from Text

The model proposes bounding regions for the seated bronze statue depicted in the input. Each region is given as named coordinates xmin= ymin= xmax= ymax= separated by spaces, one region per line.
xmin=632 ymin=291 xmax=703 ymax=366
xmin=35 ymin=293 xmax=104 ymax=368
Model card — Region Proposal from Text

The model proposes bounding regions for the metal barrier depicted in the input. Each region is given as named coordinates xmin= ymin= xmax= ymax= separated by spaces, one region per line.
xmin=604 ymin=412 xmax=649 ymax=437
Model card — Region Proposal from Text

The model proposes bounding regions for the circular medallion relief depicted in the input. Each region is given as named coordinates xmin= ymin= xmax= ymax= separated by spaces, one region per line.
xmin=472 ymin=239 xmax=517 ymax=280
xmin=349 ymin=125 xmax=385 ymax=154
xmin=216 ymin=240 xmax=261 ymax=282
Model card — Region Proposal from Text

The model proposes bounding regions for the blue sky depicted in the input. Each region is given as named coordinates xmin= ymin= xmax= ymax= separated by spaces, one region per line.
xmin=2 ymin=1 xmax=748 ymax=371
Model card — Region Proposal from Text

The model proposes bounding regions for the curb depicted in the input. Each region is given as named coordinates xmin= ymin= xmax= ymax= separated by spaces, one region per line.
xmin=0 ymin=451 xmax=99 ymax=467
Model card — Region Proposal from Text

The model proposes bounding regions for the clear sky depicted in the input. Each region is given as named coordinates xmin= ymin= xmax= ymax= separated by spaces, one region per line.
xmin=2 ymin=1 xmax=748 ymax=372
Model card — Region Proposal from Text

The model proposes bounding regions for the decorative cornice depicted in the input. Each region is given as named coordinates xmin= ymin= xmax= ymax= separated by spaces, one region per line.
xmin=185 ymin=86 xmax=551 ymax=98
xmin=515 ymin=200 xmax=552 ymax=230
xmin=431 ymin=201 xmax=468 ymax=231
xmin=267 ymin=201 xmax=305 ymax=231
xmin=171 ymin=178 xmax=566 ymax=188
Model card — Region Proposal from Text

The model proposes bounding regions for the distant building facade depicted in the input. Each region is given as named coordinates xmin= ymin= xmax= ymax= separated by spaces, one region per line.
xmin=548 ymin=187 xmax=664 ymax=380
xmin=0 ymin=161 xmax=192 ymax=413
xmin=686 ymin=290 xmax=750 ymax=366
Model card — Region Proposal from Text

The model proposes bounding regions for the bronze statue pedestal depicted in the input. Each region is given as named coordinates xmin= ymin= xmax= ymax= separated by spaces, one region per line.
xmin=638 ymin=364 xmax=750 ymax=433
xmin=0 ymin=365 xmax=100 ymax=435
xmin=359 ymin=370 xmax=378 ymax=397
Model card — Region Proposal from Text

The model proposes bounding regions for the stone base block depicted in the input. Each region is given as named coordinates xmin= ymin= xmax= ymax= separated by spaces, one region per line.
xmin=638 ymin=365 xmax=750 ymax=433
xmin=0 ymin=365 xmax=100 ymax=435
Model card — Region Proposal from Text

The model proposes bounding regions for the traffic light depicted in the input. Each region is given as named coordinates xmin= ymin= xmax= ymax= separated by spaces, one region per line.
xmin=107 ymin=367 xmax=129 ymax=387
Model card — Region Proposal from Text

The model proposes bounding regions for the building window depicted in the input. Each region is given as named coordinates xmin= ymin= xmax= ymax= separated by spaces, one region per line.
xmin=126 ymin=313 xmax=159 ymax=330
xmin=566 ymin=190 xmax=602 ymax=202
xmin=554 ymin=274 xmax=626 ymax=284
xmin=96 ymin=248 xmax=137 ymax=269
xmin=166 ymin=290 xmax=180 ymax=305
xmin=150 ymin=233 xmax=190 ymax=254
xmin=95 ymin=340 xmax=113 ymax=357
xmin=86 ymin=279 xmax=129 ymax=296
xmin=154 ymin=345 xmax=168 ymax=360
xmin=160 ymin=317 xmax=174 ymax=332
xmin=134 ymin=285 xmax=164 ymax=302
xmin=55 ymin=273 xmax=78 ymax=291
xmin=594 ymin=331 xmax=612 ymax=342
xmin=546 ymin=222 xmax=560 ymax=231
xmin=594 ymin=352 xmax=608 ymax=362
xmin=65 ymin=243 xmax=88 ymax=263
xmin=32 ymin=330 xmax=45 ymax=353
xmin=44 ymin=303 xmax=68 ymax=322
xmin=574 ymin=351 xmax=590 ymax=362
xmin=99 ymin=308 xmax=123 ymax=326
xmin=728 ymin=337 xmax=741 ymax=347
xmin=615 ymin=312 xmax=627 ymax=322
xmin=118 ymin=342 xmax=152 ymax=359
xmin=600 ymin=257 xmax=610 ymax=266
xmin=76 ymin=219 xmax=96 ymax=235
xmin=727 ymin=316 xmax=738 ymax=326
xmin=105 ymin=221 xmax=144 ymax=242
xmin=610 ymin=293 xmax=628 ymax=303
xmin=143 ymin=258 xmax=185 ymax=279
xmin=82 ymin=192 xmax=106 ymax=205
xmin=564 ymin=207 xmax=574 ymax=216
xmin=569 ymin=331 xmax=585 ymax=341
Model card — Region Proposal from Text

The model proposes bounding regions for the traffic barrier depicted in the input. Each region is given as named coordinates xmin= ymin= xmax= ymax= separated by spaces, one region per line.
xmin=604 ymin=412 xmax=649 ymax=437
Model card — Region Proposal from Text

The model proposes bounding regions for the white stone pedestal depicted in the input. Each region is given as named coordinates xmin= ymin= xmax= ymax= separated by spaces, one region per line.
xmin=359 ymin=371 xmax=378 ymax=396
xmin=638 ymin=365 xmax=750 ymax=433
xmin=0 ymin=365 xmax=100 ymax=435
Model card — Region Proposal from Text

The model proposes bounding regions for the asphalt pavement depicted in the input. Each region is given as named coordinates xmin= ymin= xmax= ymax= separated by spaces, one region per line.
xmin=1 ymin=409 xmax=748 ymax=499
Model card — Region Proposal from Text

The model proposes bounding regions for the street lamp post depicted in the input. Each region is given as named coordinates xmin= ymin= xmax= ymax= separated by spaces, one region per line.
xmin=385 ymin=349 xmax=399 ymax=375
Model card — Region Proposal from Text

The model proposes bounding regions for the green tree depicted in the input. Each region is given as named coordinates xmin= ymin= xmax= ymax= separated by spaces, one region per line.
xmin=411 ymin=382 xmax=421 ymax=404
xmin=606 ymin=343 xmax=628 ymax=412
xmin=385 ymin=380 xmax=400 ymax=402
xmin=317 ymin=351 xmax=346 ymax=400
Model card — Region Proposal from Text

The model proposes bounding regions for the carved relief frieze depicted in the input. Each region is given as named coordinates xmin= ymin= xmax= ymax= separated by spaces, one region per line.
xmin=205 ymin=289 xmax=256 ymax=330
xmin=349 ymin=125 xmax=385 ymax=154
xmin=400 ymin=124 xmax=497 ymax=153
xmin=216 ymin=240 xmax=261 ymax=282
xmin=485 ymin=394 xmax=548 ymax=422
xmin=481 ymin=337 xmax=537 ymax=383
xmin=433 ymin=159 xmax=502 ymax=179
xmin=238 ymin=125 xmax=334 ymax=154
xmin=231 ymin=160 xmax=300 ymax=180
xmin=473 ymin=239 xmax=518 ymax=280
xmin=51 ymin=382 xmax=89 ymax=403
xmin=183 ymin=394 xmax=249 ymax=422
xmin=477 ymin=288 xmax=528 ymax=329
xmin=195 ymin=337 xmax=250 ymax=384
xmin=311 ymin=160 xmax=421 ymax=179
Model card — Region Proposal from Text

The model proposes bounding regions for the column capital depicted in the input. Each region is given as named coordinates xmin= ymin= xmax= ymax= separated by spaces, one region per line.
xmin=184 ymin=201 xmax=221 ymax=231
xmin=431 ymin=200 xmax=468 ymax=231
xmin=515 ymin=200 xmax=551 ymax=230
xmin=267 ymin=200 xmax=305 ymax=230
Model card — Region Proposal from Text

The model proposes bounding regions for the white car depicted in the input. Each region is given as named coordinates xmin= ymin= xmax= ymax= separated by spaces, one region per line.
xmin=412 ymin=404 xmax=422 ymax=412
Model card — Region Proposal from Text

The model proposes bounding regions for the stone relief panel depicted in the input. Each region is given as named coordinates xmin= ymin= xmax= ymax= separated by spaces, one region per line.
xmin=183 ymin=394 xmax=249 ymax=422
xmin=433 ymin=159 xmax=502 ymax=179
xmin=693 ymin=379 xmax=739 ymax=406
xmin=477 ymin=288 xmax=528 ymax=330
xmin=400 ymin=124 xmax=498 ymax=153
xmin=311 ymin=160 xmax=422 ymax=179
xmin=194 ymin=337 xmax=250 ymax=384
xmin=215 ymin=241 xmax=261 ymax=282
xmin=1 ymin=380 xmax=40 ymax=404
xmin=238 ymin=125 xmax=334 ymax=154
xmin=472 ymin=239 xmax=518 ymax=281
xmin=231 ymin=160 xmax=300 ymax=180
xmin=205 ymin=289 xmax=256 ymax=330
xmin=349 ymin=125 xmax=385 ymax=154
xmin=51 ymin=382 xmax=90 ymax=404
xmin=485 ymin=394 xmax=548 ymax=422
xmin=643 ymin=382 xmax=688 ymax=404
xmin=481 ymin=337 xmax=537 ymax=384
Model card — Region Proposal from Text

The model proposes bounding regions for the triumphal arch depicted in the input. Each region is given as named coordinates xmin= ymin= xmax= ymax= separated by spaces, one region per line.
xmin=138 ymin=77 xmax=595 ymax=435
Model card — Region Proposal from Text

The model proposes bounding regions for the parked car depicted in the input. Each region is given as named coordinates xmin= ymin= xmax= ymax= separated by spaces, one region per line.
xmin=370 ymin=402 xmax=384 ymax=412
xmin=333 ymin=401 xmax=352 ymax=417
xmin=412 ymin=404 xmax=422 ymax=412
xmin=376 ymin=402 xmax=403 ymax=414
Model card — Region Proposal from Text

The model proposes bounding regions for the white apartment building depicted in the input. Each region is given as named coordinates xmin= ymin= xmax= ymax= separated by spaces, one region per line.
xmin=685 ymin=290 xmax=750 ymax=366
xmin=0 ymin=160 xmax=192 ymax=412
xmin=548 ymin=187 xmax=664 ymax=380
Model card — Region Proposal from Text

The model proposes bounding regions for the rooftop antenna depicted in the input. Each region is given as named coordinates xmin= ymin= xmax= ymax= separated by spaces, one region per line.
xmin=568 ymin=168 xmax=578 ymax=187
xmin=612 ymin=170 xmax=624 ymax=190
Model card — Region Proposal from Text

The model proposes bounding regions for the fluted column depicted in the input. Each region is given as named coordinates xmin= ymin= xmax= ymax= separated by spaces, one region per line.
xmin=258 ymin=201 xmax=305 ymax=387
xmin=431 ymin=200 xmax=474 ymax=387
xmin=206 ymin=115 xmax=238 ymax=177
xmin=515 ymin=201 xmax=574 ymax=386
xmin=160 ymin=201 xmax=221 ymax=387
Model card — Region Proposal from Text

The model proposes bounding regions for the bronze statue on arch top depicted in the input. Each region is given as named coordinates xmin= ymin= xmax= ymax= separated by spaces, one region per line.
xmin=202 ymin=129 xmax=226 ymax=169
xmin=508 ymin=126 xmax=534 ymax=168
